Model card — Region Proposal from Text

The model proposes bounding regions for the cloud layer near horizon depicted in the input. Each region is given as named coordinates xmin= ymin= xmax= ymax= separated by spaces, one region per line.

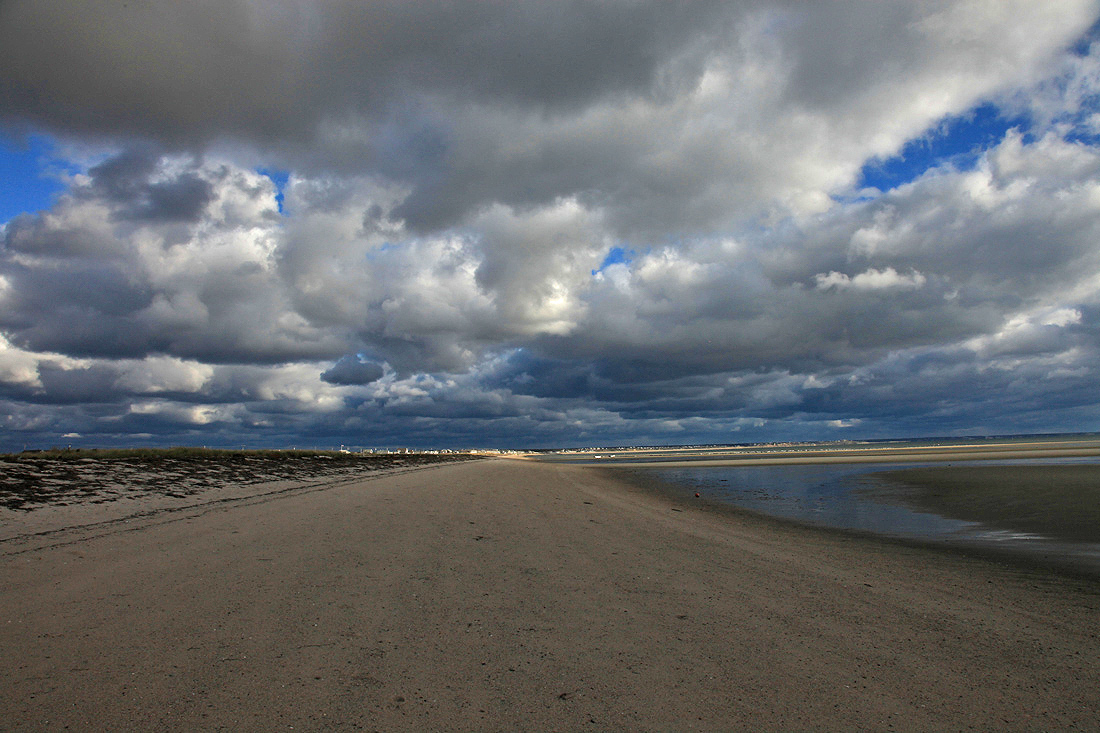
xmin=2 ymin=0 xmax=1100 ymax=448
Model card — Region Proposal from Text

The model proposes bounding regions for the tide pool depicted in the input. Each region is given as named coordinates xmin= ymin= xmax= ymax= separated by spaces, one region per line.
xmin=630 ymin=457 xmax=1100 ymax=576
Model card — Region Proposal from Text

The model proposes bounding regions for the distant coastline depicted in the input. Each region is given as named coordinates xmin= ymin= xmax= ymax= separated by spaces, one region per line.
xmin=539 ymin=433 xmax=1100 ymax=467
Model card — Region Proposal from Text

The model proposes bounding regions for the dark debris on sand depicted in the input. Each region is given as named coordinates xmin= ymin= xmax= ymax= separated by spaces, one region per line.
xmin=0 ymin=450 xmax=480 ymax=511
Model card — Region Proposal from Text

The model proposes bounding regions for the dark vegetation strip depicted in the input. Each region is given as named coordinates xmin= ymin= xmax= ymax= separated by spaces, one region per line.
xmin=4 ymin=446 xmax=453 ymax=460
xmin=0 ymin=448 xmax=482 ymax=511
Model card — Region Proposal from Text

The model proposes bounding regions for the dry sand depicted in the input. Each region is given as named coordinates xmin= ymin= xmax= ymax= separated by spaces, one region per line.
xmin=2 ymin=458 xmax=1098 ymax=731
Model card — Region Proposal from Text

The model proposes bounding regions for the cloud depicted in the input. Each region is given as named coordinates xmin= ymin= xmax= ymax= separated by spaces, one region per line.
xmin=87 ymin=148 xmax=215 ymax=222
xmin=0 ymin=333 xmax=44 ymax=388
xmin=814 ymin=267 xmax=928 ymax=291
xmin=3 ymin=1 xmax=1093 ymax=234
xmin=1 ymin=1 xmax=1099 ymax=449
xmin=0 ymin=154 xmax=348 ymax=363
xmin=321 ymin=355 xmax=385 ymax=386
xmin=828 ymin=419 xmax=861 ymax=429
xmin=112 ymin=356 xmax=215 ymax=394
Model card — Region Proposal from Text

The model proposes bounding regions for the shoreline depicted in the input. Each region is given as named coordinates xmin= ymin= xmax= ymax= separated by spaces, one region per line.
xmin=600 ymin=464 xmax=1100 ymax=584
xmin=559 ymin=440 xmax=1100 ymax=582
xmin=570 ymin=441 xmax=1100 ymax=468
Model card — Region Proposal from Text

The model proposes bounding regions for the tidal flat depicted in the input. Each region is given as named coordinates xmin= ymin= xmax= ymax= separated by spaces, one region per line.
xmin=864 ymin=463 xmax=1100 ymax=544
xmin=559 ymin=436 xmax=1100 ymax=576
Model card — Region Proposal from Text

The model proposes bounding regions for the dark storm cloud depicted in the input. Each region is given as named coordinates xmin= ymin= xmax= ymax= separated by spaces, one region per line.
xmin=87 ymin=149 xmax=158 ymax=200
xmin=88 ymin=150 xmax=215 ymax=222
xmin=0 ymin=0 xmax=731 ymax=143
xmin=0 ymin=260 xmax=155 ymax=357
xmin=321 ymin=355 xmax=385 ymax=386
xmin=0 ymin=0 xmax=740 ymax=234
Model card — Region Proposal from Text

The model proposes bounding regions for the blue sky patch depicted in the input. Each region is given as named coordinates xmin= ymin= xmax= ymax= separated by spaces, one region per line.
xmin=592 ymin=246 xmax=635 ymax=275
xmin=257 ymin=167 xmax=290 ymax=213
xmin=859 ymin=104 xmax=1029 ymax=192
xmin=0 ymin=132 xmax=70 ymax=223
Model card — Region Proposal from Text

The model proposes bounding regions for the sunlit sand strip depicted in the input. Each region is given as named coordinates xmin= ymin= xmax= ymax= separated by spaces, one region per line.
xmin=587 ymin=444 xmax=1100 ymax=468
xmin=562 ymin=436 xmax=1100 ymax=455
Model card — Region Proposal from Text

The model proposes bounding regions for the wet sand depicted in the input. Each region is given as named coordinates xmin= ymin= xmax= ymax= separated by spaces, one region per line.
xmin=2 ymin=459 xmax=1098 ymax=730
xmin=865 ymin=463 xmax=1100 ymax=544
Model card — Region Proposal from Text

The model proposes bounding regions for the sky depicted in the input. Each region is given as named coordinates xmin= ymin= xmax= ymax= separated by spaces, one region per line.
xmin=2 ymin=1 xmax=1100 ymax=451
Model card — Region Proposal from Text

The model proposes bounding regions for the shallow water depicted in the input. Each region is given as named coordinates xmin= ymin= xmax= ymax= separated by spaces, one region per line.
xmin=633 ymin=457 xmax=1100 ymax=575
xmin=650 ymin=462 xmax=972 ymax=536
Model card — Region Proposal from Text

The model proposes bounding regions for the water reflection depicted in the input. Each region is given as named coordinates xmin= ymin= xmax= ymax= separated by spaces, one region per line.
xmin=650 ymin=462 xmax=975 ymax=538
xmin=638 ymin=458 xmax=1100 ymax=575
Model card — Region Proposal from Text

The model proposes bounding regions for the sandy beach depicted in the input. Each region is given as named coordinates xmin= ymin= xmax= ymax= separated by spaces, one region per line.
xmin=2 ymin=458 xmax=1098 ymax=730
